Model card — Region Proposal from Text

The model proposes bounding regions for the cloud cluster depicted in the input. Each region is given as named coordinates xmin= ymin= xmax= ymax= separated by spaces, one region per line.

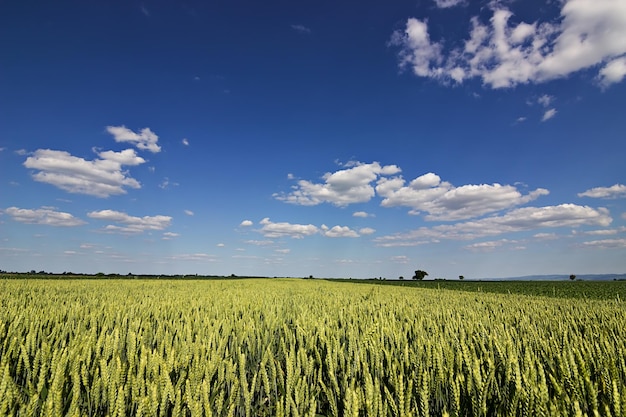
xmin=4 ymin=207 xmax=86 ymax=227
xmin=23 ymin=126 xmax=162 ymax=198
xmin=274 ymin=162 xmax=401 ymax=206
xmin=278 ymin=163 xmax=549 ymax=221
xmin=245 ymin=218 xmax=366 ymax=239
xmin=377 ymin=172 xmax=549 ymax=220
xmin=259 ymin=218 xmax=319 ymax=239
xmin=390 ymin=0 xmax=626 ymax=88
xmin=374 ymin=204 xmax=611 ymax=246
xmin=88 ymin=210 xmax=172 ymax=234
xmin=24 ymin=149 xmax=145 ymax=197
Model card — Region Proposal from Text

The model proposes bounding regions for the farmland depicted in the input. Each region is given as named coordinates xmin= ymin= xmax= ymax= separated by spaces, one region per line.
xmin=1 ymin=278 xmax=625 ymax=416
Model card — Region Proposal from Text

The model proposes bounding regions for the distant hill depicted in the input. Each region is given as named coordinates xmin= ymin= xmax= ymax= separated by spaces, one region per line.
xmin=480 ymin=274 xmax=626 ymax=281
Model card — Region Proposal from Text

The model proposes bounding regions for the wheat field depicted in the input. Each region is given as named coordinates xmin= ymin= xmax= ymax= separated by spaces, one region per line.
xmin=0 ymin=278 xmax=624 ymax=416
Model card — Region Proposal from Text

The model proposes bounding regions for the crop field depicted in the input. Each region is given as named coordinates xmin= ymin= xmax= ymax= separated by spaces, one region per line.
xmin=1 ymin=278 xmax=625 ymax=416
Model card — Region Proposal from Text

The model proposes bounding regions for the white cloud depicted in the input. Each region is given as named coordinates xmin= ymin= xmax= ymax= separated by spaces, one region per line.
xmin=24 ymin=148 xmax=144 ymax=197
xmin=291 ymin=24 xmax=311 ymax=34
xmin=533 ymin=232 xmax=559 ymax=240
xmin=389 ymin=18 xmax=443 ymax=78
xmin=159 ymin=177 xmax=178 ymax=190
xmin=377 ymin=172 xmax=549 ymax=220
xmin=217 ymin=243 xmax=225 ymax=247
xmin=359 ymin=227 xmax=376 ymax=235
xmin=622 ymin=212 xmax=626 ymax=220
xmin=321 ymin=224 xmax=360 ymax=238
xmin=581 ymin=238 xmax=626 ymax=249
xmin=4 ymin=207 xmax=86 ymax=227
xmin=598 ymin=57 xmax=626 ymax=88
xmin=578 ymin=184 xmax=626 ymax=199
xmin=259 ymin=218 xmax=319 ymax=239
xmin=353 ymin=211 xmax=373 ymax=218
xmin=584 ymin=229 xmax=619 ymax=236
xmin=391 ymin=255 xmax=410 ymax=264
xmin=275 ymin=248 xmax=291 ymax=254
xmin=515 ymin=116 xmax=527 ymax=123
xmin=106 ymin=126 xmax=161 ymax=153
xmin=275 ymin=161 xmax=401 ymax=206
xmin=240 ymin=220 xmax=253 ymax=227
xmin=168 ymin=253 xmax=217 ymax=261
xmin=541 ymin=108 xmax=557 ymax=121
xmin=374 ymin=204 xmax=611 ymax=246
xmin=184 ymin=210 xmax=194 ymax=216
xmin=537 ymin=94 xmax=554 ymax=107
xmin=245 ymin=239 xmax=274 ymax=246
xmin=464 ymin=239 xmax=519 ymax=252
xmin=434 ymin=0 xmax=465 ymax=8
xmin=182 ymin=138 xmax=189 ymax=146
xmin=391 ymin=0 xmax=626 ymax=89
xmin=162 ymin=232 xmax=179 ymax=240
xmin=15 ymin=149 xmax=27 ymax=156
xmin=88 ymin=210 xmax=172 ymax=234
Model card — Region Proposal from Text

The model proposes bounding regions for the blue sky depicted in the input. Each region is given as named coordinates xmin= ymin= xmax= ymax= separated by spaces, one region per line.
xmin=1 ymin=0 xmax=625 ymax=279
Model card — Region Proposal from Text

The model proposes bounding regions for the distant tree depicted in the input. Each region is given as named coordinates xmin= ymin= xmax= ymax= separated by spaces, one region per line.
xmin=412 ymin=270 xmax=428 ymax=280
xmin=459 ymin=275 xmax=465 ymax=280
xmin=569 ymin=274 xmax=576 ymax=281
xmin=399 ymin=276 xmax=404 ymax=280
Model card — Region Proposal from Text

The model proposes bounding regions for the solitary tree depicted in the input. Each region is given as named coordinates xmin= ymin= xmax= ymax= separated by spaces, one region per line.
xmin=412 ymin=270 xmax=428 ymax=280
xmin=459 ymin=275 xmax=465 ymax=280
xmin=569 ymin=274 xmax=576 ymax=281
xmin=399 ymin=276 xmax=404 ymax=280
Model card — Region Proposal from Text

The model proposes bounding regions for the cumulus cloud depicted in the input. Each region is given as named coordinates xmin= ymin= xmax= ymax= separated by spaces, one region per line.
xmin=377 ymin=172 xmax=549 ymax=220
xmin=274 ymin=161 xmax=401 ymax=206
xmin=374 ymin=204 xmax=611 ymax=246
xmin=24 ymin=148 xmax=145 ymax=197
xmin=88 ymin=210 xmax=172 ymax=234
xmin=4 ymin=207 xmax=86 ymax=227
xmin=184 ymin=210 xmax=194 ymax=216
xmin=259 ymin=218 xmax=319 ymax=239
xmin=106 ymin=126 xmax=161 ymax=153
xmin=353 ymin=211 xmax=373 ymax=218
xmin=162 ymin=232 xmax=179 ymax=240
xmin=578 ymin=184 xmax=626 ymax=199
xmin=541 ymin=108 xmax=557 ymax=121
xmin=390 ymin=0 xmax=626 ymax=89
xmin=240 ymin=220 xmax=253 ymax=227
xmin=182 ymin=138 xmax=189 ymax=146
xmin=321 ymin=224 xmax=360 ymax=238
